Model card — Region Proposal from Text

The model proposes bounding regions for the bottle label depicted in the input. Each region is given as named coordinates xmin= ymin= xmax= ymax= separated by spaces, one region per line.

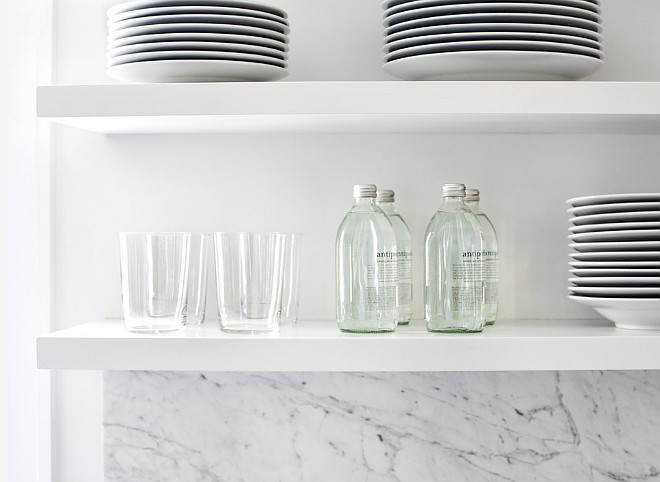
xmin=365 ymin=252 xmax=398 ymax=309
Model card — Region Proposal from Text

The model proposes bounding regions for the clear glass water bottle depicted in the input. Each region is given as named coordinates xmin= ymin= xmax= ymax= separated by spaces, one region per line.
xmin=424 ymin=183 xmax=485 ymax=333
xmin=336 ymin=184 xmax=398 ymax=333
xmin=376 ymin=189 xmax=412 ymax=325
xmin=465 ymin=188 xmax=499 ymax=325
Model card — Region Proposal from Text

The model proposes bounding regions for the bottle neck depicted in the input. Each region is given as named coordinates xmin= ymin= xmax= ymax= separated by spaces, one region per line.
xmin=376 ymin=201 xmax=395 ymax=215
xmin=440 ymin=195 xmax=469 ymax=212
xmin=352 ymin=196 xmax=379 ymax=212
xmin=465 ymin=199 xmax=484 ymax=214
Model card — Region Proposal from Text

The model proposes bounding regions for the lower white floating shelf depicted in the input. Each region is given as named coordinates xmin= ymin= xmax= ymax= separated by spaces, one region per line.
xmin=36 ymin=318 xmax=660 ymax=372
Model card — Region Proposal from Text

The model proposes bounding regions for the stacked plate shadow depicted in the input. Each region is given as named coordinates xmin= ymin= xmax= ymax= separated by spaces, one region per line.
xmin=381 ymin=0 xmax=603 ymax=80
xmin=567 ymin=193 xmax=660 ymax=330
xmin=106 ymin=0 xmax=290 ymax=83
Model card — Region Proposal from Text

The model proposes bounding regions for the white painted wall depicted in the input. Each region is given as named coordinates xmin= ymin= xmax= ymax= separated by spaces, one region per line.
xmin=41 ymin=0 xmax=660 ymax=480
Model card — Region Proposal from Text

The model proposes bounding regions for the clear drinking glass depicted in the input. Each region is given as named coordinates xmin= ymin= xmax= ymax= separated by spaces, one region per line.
xmin=184 ymin=233 xmax=210 ymax=325
xmin=280 ymin=233 xmax=302 ymax=327
xmin=214 ymin=232 xmax=286 ymax=334
xmin=119 ymin=232 xmax=190 ymax=333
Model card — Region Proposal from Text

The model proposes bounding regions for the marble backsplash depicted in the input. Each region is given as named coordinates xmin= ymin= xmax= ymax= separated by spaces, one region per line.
xmin=104 ymin=371 xmax=660 ymax=481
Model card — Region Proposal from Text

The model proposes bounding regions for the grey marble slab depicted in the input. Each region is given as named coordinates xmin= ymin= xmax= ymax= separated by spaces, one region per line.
xmin=104 ymin=371 xmax=660 ymax=481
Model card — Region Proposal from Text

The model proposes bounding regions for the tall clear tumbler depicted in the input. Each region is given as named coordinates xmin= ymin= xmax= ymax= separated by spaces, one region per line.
xmin=280 ymin=233 xmax=302 ymax=326
xmin=184 ymin=233 xmax=210 ymax=325
xmin=119 ymin=232 xmax=190 ymax=333
xmin=214 ymin=232 xmax=286 ymax=334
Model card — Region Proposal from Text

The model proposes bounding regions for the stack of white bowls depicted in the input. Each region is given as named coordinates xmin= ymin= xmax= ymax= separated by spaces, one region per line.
xmin=567 ymin=193 xmax=660 ymax=330
xmin=381 ymin=0 xmax=603 ymax=80
xmin=106 ymin=0 xmax=290 ymax=83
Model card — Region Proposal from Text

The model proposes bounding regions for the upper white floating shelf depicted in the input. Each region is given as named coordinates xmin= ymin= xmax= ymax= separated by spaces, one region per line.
xmin=37 ymin=318 xmax=660 ymax=372
xmin=37 ymin=81 xmax=660 ymax=134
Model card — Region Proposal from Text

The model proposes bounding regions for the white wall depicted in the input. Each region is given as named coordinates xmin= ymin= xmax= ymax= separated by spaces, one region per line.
xmin=44 ymin=0 xmax=660 ymax=480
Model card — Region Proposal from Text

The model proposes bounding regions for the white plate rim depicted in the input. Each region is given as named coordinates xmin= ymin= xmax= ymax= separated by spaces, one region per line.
xmin=106 ymin=58 xmax=288 ymax=83
xmin=566 ymin=192 xmax=660 ymax=207
xmin=568 ymin=286 xmax=660 ymax=296
xmin=567 ymin=202 xmax=660 ymax=216
xmin=569 ymin=251 xmax=660 ymax=261
xmin=569 ymin=277 xmax=660 ymax=286
xmin=107 ymin=49 xmax=286 ymax=67
xmin=569 ymin=260 xmax=660 ymax=268
xmin=384 ymin=20 xmax=602 ymax=44
xmin=383 ymin=49 xmax=602 ymax=81
xmin=570 ymin=268 xmax=660 ymax=276
xmin=569 ymin=241 xmax=660 ymax=252
xmin=382 ymin=0 xmax=601 ymax=15
xmin=108 ymin=0 xmax=287 ymax=19
xmin=384 ymin=12 xmax=602 ymax=37
xmin=384 ymin=29 xmax=601 ymax=53
xmin=384 ymin=38 xmax=601 ymax=62
xmin=568 ymin=229 xmax=660 ymax=242
xmin=107 ymin=21 xmax=289 ymax=43
xmin=107 ymin=40 xmax=287 ymax=60
xmin=569 ymin=211 xmax=660 ymax=226
xmin=109 ymin=4 xmax=288 ymax=25
xmin=384 ymin=2 xmax=601 ymax=28
xmin=109 ymin=13 xmax=290 ymax=35
xmin=569 ymin=221 xmax=660 ymax=233
xmin=107 ymin=30 xmax=289 ymax=51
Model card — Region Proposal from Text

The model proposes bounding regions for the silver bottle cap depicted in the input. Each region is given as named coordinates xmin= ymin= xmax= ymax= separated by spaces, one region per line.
xmin=465 ymin=188 xmax=480 ymax=201
xmin=376 ymin=189 xmax=395 ymax=202
xmin=353 ymin=184 xmax=377 ymax=198
xmin=442 ymin=183 xmax=466 ymax=197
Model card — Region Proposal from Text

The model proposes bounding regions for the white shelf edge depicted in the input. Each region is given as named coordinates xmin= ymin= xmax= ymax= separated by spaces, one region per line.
xmin=36 ymin=81 xmax=660 ymax=134
xmin=37 ymin=318 xmax=660 ymax=372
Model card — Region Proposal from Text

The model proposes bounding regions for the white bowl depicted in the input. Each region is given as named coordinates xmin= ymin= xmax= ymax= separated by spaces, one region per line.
xmin=568 ymin=295 xmax=660 ymax=330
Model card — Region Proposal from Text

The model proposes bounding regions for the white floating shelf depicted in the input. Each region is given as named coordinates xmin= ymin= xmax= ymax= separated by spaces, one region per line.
xmin=37 ymin=81 xmax=660 ymax=134
xmin=37 ymin=318 xmax=660 ymax=372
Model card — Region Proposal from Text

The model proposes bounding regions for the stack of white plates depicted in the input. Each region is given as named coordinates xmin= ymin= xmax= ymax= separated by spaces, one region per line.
xmin=381 ymin=0 xmax=603 ymax=80
xmin=106 ymin=0 xmax=290 ymax=83
xmin=567 ymin=193 xmax=660 ymax=330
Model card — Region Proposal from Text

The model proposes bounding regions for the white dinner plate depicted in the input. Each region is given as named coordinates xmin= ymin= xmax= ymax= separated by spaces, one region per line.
xmin=107 ymin=58 xmax=287 ymax=82
xmin=108 ymin=41 xmax=287 ymax=60
xmin=108 ymin=0 xmax=287 ymax=19
xmin=108 ymin=31 xmax=288 ymax=51
xmin=109 ymin=5 xmax=288 ymax=26
xmin=568 ymin=202 xmax=660 ymax=217
xmin=384 ymin=39 xmax=601 ymax=62
xmin=569 ymin=260 xmax=660 ymax=268
xmin=568 ymin=230 xmax=660 ymax=243
xmin=107 ymin=22 xmax=288 ymax=43
xmin=569 ymin=241 xmax=660 ymax=252
xmin=107 ymin=49 xmax=286 ymax=67
xmin=384 ymin=21 xmax=601 ymax=45
xmin=569 ymin=211 xmax=660 ymax=226
xmin=384 ymin=3 xmax=600 ymax=28
xmin=570 ymin=268 xmax=660 ymax=277
xmin=566 ymin=192 xmax=660 ymax=207
xmin=569 ymin=277 xmax=660 ymax=287
xmin=109 ymin=13 xmax=289 ymax=35
xmin=382 ymin=0 xmax=601 ymax=15
xmin=569 ymin=286 xmax=660 ymax=297
xmin=383 ymin=49 xmax=602 ymax=80
xmin=384 ymin=30 xmax=601 ymax=53
xmin=569 ymin=221 xmax=660 ymax=234
xmin=569 ymin=251 xmax=660 ymax=261
xmin=568 ymin=295 xmax=660 ymax=330
xmin=384 ymin=12 xmax=601 ymax=37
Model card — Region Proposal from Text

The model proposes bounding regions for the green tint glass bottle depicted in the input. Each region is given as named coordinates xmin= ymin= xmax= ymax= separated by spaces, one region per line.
xmin=466 ymin=188 xmax=499 ymax=325
xmin=424 ymin=183 xmax=485 ymax=333
xmin=376 ymin=189 xmax=412 ymax=325
xmin=336 ymin=184 xmax=398 ymax=333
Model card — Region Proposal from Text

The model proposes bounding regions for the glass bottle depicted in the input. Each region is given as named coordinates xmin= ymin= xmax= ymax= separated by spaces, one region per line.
xmin=424 ymin=183 xmax=485 ymax=333
xmin=336 ymin=184 xmax=398 ymax=333
xmin=465 ymin=188 xmax=499 ymax=325
xmin=376 ymin=189 xmax=412 ymax=325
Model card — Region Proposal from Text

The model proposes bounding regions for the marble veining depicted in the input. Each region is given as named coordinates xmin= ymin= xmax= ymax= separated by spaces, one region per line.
xmin=104 ymin=371 xmax=660 ymax=481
